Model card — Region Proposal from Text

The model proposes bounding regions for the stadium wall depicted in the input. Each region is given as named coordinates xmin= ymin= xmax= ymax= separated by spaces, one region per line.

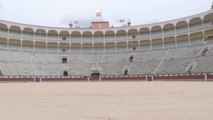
xmin=0 ymin=9 xmax=213 ymax=81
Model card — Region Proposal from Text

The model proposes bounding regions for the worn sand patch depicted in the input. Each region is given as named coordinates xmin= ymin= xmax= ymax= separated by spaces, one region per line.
xmin=0 ymin=82 xmax=212 ymax=120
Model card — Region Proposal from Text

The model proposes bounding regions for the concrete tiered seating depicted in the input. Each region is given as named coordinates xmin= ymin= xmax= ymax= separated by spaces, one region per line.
xmin=0 ymin=42 xmax=213 ymax=76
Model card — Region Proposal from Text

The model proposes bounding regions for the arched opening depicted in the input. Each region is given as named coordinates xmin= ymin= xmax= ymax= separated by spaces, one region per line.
xmin=152 ymin=38 xmax=163 ymax=49
xmin=0 ymin=23 xmax=8 ymax=37
xmin=116 ymin=30 xmax=127 ymax=41
xmin=82 ymin=31 xmax=92 ymax=41
xmin=94 ymin=31 xmax=104 ymax=42
xmin=105 ymin=42 xmax=115 ymax=52
xmin=203 ymin=13 xmax=213 ymax=28
xmin=189 ymin=17 xmax=202 ymax=32
xmin=129 ymin=55 xmax=134 ymax=62
xmin=62 ymin=57 xmax=68 ymax=63
xmin=163 ymin=24 xmax=175 ymax=36
xmin=94 ymin=43 xmax=104 ymax=52
xmin=71 ymin=31 xmax=81 ymax=42
xmin=123 ymin=66 xmax=129 ymax=75
xmin=23 ymin=27 xmax=34 ymax=40
xmin=177 ymin=34 xmax=189 ymax=46
xmin=204 ymin=29 xmax=213 ymax=41
xmin=164 ymin=37 xmax=176 ymax=48
xmin=8 ymin=39 xmax=21 ymax=50
xmin=59 ymin=30 xmax=70 ymax=41
xmin=190 ymin=32 xmax=203 ymax=45
xmin=35 ymin=41 xmax=46 ymax=52
xmin=35 ymin=29 xmax=46 ymax=40
xmin=140 ymin=40 xmax=151 ymax=50
xmin=176 ymin=21 xmax=188 ymax=34
xmin=124 ymin=69 xmax=128 ymax=75
xmin=90 ymin=68 xmax=101 ymax=81
xmin=9 ymin=25 xmax=22 ymax=38
xmin=128 ymin=41 xmax=139 ymax=51
xmin=82 ymin=43 xmax=93 ymax=53
xmin=91 ymin=70 xmax=100 ymax=76
xmin=117 ymin=42 xmax=127 ymax=52
xmin=47 ymin=30 xmax=58 ymax=41
xmin=151 ymin=26 xmax=162 ymax=38
xmin=90 ymin=64 xmax=102 ymax=77
xmin=71 ymin=43 xmax=81 ymax=53
xmin=63 ymin=71 xmax=68 ymax=76
xmin=90 ymin=66 xmax=101 ymax=77
xmin=139 ymin=27 xmax=150 ymax=39
xmin=128 ymin=29 xmax=138 ymax=39
xmin=105 ymin=30 xmax=115 ymax=41
xmin=22 ymin=40 xmax=34 ymax=51
xmin=47 ymin=42 xmax=58 ymax=52
xmin=59 ymin=42 xmax=69 ymax=53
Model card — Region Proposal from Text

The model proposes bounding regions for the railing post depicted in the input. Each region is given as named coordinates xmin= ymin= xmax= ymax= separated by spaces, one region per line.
xmin=87 ymin=76 xmax=90 ymax=82
xmin=204 ymin=73 xmax=208 ymax=82
xmin=151 ymin=75 xmax=154 ymax=81
xmin=99 ymin=76 xmax=102 ymax=82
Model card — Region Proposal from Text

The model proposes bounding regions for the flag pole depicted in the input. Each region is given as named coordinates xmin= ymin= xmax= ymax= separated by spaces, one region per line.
xmin=99 ymin=9 xmax=102 ymax=21
xmin=101 ymin=14 xmax=102 ymax=21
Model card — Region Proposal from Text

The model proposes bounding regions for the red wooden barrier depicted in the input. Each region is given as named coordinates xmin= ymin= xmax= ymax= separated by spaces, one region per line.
xmin=0 ymin=73 xmax=212 ymax=82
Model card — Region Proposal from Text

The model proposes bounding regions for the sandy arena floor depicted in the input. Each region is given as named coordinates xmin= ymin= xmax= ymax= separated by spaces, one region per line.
xmin=0 ymin=82 xmax=212 ymax=120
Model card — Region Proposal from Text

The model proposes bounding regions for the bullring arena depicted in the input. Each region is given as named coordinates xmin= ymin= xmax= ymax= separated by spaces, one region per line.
xmin=0 ymin=2 xmax=213 ymax=120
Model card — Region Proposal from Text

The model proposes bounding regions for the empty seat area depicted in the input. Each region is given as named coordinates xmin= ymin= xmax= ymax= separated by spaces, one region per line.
xmin=0 ymin=42 xmax=213 ymax=76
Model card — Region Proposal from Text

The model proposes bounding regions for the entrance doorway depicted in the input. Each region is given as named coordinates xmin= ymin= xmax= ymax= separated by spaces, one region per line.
xmin=63 ymin=71 xmax=68 ymax=76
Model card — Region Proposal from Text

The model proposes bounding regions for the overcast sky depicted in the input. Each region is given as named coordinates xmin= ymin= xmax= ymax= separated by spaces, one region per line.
xmin=0 ymin=0 xmax=212 ymax=28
